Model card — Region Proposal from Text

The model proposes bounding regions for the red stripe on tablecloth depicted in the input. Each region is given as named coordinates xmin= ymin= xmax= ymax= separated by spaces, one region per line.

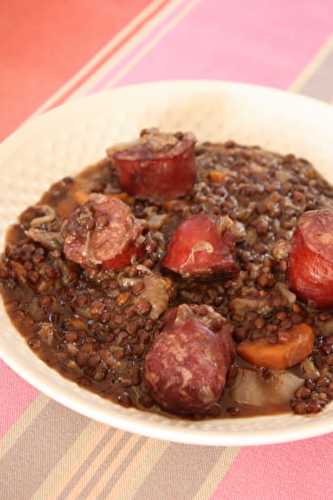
xmin=0 ymin=0 xmax=157 ymax=140
xmin=44 ymin=0 xmax=170 ymax=111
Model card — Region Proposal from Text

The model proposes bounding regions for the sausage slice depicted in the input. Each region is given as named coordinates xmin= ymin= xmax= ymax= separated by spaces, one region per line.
xmin=63 ymin=194 xmax=143 ymax=269
xmin=109 ymin=129 xmax=196 ymax=200
xmin=288 ymin=209 xmax=333 ymax=308
xmin=162 ymin=214 xmax=238 ymax=278
xmin=144 ymin=304 xmax=235 ymax=415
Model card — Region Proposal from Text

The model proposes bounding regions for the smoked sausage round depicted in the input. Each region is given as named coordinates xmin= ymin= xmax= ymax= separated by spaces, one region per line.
xmin=63 ymin=194 xmax=143 ymax=269
xmin=144 ymin=304 xmax=235 ymax=415
xmin=109 ymin=129 xmax=196 ymax=200
xmin=288 ymin=209 xmax=333 ymax=308
xmin=162 ymin=214 xmax=238 ymax=278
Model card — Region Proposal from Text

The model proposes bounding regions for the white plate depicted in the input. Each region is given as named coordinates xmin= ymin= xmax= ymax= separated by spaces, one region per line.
xmin=1 ymin=81 xmax=333 ymax=446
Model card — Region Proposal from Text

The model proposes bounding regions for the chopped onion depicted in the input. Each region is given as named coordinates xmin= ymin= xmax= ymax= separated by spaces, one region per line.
xmin=147 ymin=213 xmax=169 ymax=230
xmin=30 ymin=205 xmax=56 ymax=227
xmin=38 ymin=323 xmax=54 ymax=346
xmin=117 ymin=276 xmax=140 ymax=289
xmin=26 ymin=228 xmax=63 ymax=250
xmin=141 ymin=274 xmax=172 ymax=319
xmin=216 ymin=215 xmax=233 ymax=234
xmin=230 ymin=368 xmax=303 ymax=406
xmin=231 ymin=221 xmax=246 ymax=241
xmin=300 ymin=358 xmax=320 ymax=379
xmin=272 ymin=240 xmax=290 ymax=260
xmin=231 ymin=297 xmax=272 ymax=317
xmin=275 ymin=282 xmax=296 ymax=305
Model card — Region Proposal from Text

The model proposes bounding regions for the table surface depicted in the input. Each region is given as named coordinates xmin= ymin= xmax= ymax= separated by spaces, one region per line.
xmin=1 ymin=1 xmax=333 ymax=499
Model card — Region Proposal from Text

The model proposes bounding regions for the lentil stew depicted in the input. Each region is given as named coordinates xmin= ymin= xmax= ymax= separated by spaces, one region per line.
xmin=2 ymin=129 xmax=333 ymax=419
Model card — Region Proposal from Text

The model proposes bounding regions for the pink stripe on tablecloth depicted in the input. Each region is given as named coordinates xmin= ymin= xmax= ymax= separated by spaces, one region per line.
xmin=100 ymin=0 xmax=333 ymax=89
xmin=212 ymin=435 xmax=333 ymax=500
xmin=91 ymin=0 xmax=189 ymax=93
xmin=0 ymin=360 xmax=37 ymax=437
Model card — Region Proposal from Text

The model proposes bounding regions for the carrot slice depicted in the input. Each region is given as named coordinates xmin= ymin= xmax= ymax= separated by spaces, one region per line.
xmin=237 ymin=323 xmax=314 ymax=369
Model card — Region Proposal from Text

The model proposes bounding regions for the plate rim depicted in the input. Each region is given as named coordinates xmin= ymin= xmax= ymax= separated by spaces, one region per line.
xmin=1 ymin=79 xmax=333 ymax=446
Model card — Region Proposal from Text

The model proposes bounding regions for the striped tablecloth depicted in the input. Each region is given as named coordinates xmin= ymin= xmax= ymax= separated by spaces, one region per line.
xmin=1 ymin=1 xmax=333 ymax=499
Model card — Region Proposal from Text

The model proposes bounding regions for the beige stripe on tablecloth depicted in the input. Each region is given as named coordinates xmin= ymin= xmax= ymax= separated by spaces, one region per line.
xmin=57 ymin=429 xmax=129 ymax=500
xmin=290 ymin=35 xmax=333 ymax=94
xmin=0 ymin=401 xmax=89 ymax=500
xmin=97 ymin=442 xmax=239 ymax=500
xmin=297 ymin=37 xmax=333 ymax=102
xmin=31 ymin=422 xmax=109 ymax=500
xmin=129 ymin=443 xmax=226 ymax=500
xmin=95 ymin=439 xmax=170 ymax=500
xmin=193 ymin=446 xmax=240 ymax=500
xmin=83 ymin=435 xmax=146 ymax=500
xmin=0 ymin=394 xmax=49 ymax=460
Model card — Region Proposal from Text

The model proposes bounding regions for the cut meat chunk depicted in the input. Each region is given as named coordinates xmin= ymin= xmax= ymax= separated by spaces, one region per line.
xmin=109 ymin=129 xmax=196 ymax=200
xmin=288 ymin=209 xmax=333 ymax=308
xmin=162 ymin=214 xmax=238 ymax=278
xmin=103 ymin=241 xmax=144 ymax=271
xmin=144 ymin=304 xmax=235 ymax=415
xmin=63 ymin=194 xmax=143 ymax=268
